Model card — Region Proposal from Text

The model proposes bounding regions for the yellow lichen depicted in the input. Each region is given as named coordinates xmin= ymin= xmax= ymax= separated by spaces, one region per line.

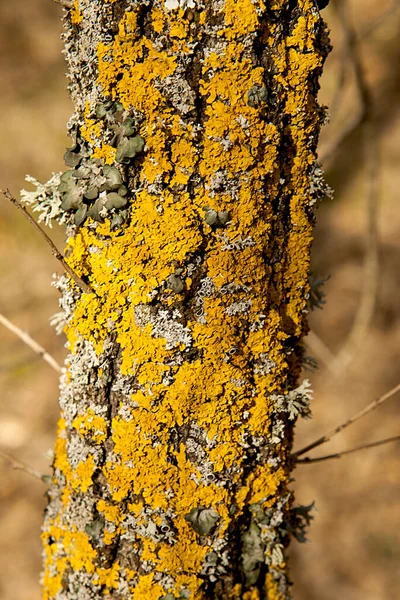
xmin=70 ymin=0 xmax=83 ymax=25
xmin=44 ymin=1 xmax=327 ymax=597
xmin=223 ymin=0 xmax=265 ymax=39
xmin=71 ymin=454 xmax=96 ymax=492
xmin=42 ymin=522 xmax=97 ymax=594
xmin=130 ymin=574 xmax=164 ymax=599
xmin=93 ymin=561 xmax=120 ymax=589
xmin=97 ymin=499 xmax=123 ymax=524
xmin=53 ymin=417 xmax=96 ymax=492
xmin=72 ymin=408 xmax=108 ymax=444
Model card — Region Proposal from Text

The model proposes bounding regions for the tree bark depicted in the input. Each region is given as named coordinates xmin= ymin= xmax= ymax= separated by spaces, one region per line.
xmin=39 ymin=1 xmax=330 ymax=598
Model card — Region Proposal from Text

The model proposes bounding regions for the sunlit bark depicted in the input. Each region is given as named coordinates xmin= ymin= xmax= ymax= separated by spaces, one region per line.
xmin=40 ymin=1 xmax=330 ymax=598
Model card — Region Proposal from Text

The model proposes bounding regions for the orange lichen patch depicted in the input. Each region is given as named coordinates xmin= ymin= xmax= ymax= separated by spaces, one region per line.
xmin=97 ymin=37 xmax=176 ymax=112
xmin=42 ymin=572 xmax=63 ymax=600
xmin=96 ymin=9 xmax=198 ymax=187
xmin=80 ymin=103 xmax=103 ymax=145
xmin=128 ymin=501 xmax=144 ymax=517
xmin=64 ymin=528 xmax=97 ymax=572
xmin=93 ymin=561 xmax=120 ymax=589
xmin=72 ymin=454 xmax=96 ymax=492
xmin=91 ymin=143 xmax=117 ymax=164
xmin=151 ymin=7 xmax=165 ymax=34
xmin=199 ymin=44 xmax=279 ymax=180
xmin=41 ymin=536 xmax=65 ymax=600
xmin=72 ymin=408 xmax=108 ymax=443
xmin=97 ymin=499 xmax=123 ymax=524
xmin=64 ymin=189 xmax=203 ymax=371
xmin=61 ymin=484 xmax=72 ymax=507
xmin=223 ymin=0 xmax=265 ymax=39
xmin=103 ymin=461 xmax=138 ymax=502
xmin=156 ymin=543 xmax=207 ymax=597
xmin=130 ymin=573 xmax=165 ymax=599
xmin=103 ymin=530 xmax=118 ymax=545
xmin=264 ymin=573 xmax=286 ymax=600
xmin=53 ymin=418 xmax=96 ymax=492
xmin=169 ymin=16 xmax=190 ymax=40
xmin=132 ymin=522 xmax=210 ymax=597
xmin=110 ymin=400 xmax=235 ymax=514
xmin=44 ymin=523 xmax=97 ymax=574
xmin=243 ymin=589 xmax=262 ymax=600
xmin=170 ymin=134 xmax=197 ymax=186
xmin=246 ymin=466 xmax=286 ymax=506
xmin=54 ymin=419 xmax=72 ymax=478
xmin=70 ymin=0 xmax=83 ymax=25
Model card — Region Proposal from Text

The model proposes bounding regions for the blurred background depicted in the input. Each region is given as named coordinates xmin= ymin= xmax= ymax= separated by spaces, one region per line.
xmin=0 ymin=0 xmax=399 ymax=598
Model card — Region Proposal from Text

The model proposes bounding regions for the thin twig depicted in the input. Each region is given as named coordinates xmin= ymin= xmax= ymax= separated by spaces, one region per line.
xmin=297 ymin=435 xmax=400 ymax=464
xmin=0 ymin=313 xmax=62 ymax=373
xmin=1 ymin=189 xmax=93 ymax=295
xmin=53 ymin=0 xmax=73 ymax=8
xmin=293 ymin=382 xmax=400 ymax=457
xmin=0 ymin=449 xmax=49 ymax=483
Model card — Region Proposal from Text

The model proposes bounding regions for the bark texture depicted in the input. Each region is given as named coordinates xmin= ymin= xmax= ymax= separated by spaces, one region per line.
xmin=36 ymin=1 xmax=330 ymax=598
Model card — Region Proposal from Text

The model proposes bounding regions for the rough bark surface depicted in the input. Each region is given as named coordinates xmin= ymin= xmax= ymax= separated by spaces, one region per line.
xmin=35 ymin=1 xmax=330 ymax=599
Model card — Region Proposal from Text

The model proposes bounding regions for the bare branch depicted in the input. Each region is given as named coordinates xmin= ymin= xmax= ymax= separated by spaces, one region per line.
xmin=305 ymin=330 xmax=337 ymax=375
xmin=53 ymin=0 xmax=73 ymax=8
xmin=329 ymin=120 xmax=379 ymax=376
xmin=320 ymin=0 xmax=370 ymax=164
xmin=314 ymin=2 xmax=379 ymax=379
xmin=297 ymin=435 xmax=400 ymax=464
xmin=359 ymin=0 xmax=400 ymax=39
xmin=0 ymin=449 xmax=49 ymax=483
xmin=0 ymin=312 xmax=62 ymax=373
xmin=1 ymin=189 xmax=93 ymax=296
xmin=323 ymin=1 xmax=400 ymax=153
xmin=293 ymin=382 xmax=400 ymax=458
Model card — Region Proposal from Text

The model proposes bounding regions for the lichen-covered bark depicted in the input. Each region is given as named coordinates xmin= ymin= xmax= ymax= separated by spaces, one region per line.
xmin=38 ymin=1 xmax=330 ymax=598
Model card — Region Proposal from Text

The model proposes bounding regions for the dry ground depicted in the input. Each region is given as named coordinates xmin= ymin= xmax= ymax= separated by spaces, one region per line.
xmin=0 ymin=1 xmax=399 ymax=599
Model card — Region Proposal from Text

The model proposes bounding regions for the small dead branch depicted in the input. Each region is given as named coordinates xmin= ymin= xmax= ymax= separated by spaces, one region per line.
xmin=0 ymin=449 xmax=50 ymax=483
xmin=293 ymin=382 xmax=400 ymax=458
xmin=297 ymin=435 xmax=400 ymax=464
xmin=53 ymin=0 xmax=73 ymax=8
xmin=0 ymin=313 xmax=62 ymax=373
xmin=1 ymin=189 xmax=93 ymax=296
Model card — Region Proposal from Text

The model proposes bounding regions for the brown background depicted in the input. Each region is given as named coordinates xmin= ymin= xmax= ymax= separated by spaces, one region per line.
xmin=0 ymin=1 xmax=399 ymax=598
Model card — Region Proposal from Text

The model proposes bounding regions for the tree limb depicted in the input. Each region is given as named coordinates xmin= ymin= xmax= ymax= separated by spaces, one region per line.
xmin=0 ymin=312 xmax=62 ymax=373
xmin=0 ymin=449 xmax=50 ymax=483
xmin=53 ymin=0 xmax=73 ymax=8
xmin=1 ymin=189 xmax=93 ymax=296
xmin=293 ymin=382 xmax=400 ymax=457
xmin=297 ymin=435 xmax=400 ymax=464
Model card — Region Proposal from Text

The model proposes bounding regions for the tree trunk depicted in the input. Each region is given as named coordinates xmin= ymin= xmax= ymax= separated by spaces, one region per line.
xmin=40 ymin=1 xmax=330 ymax=598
